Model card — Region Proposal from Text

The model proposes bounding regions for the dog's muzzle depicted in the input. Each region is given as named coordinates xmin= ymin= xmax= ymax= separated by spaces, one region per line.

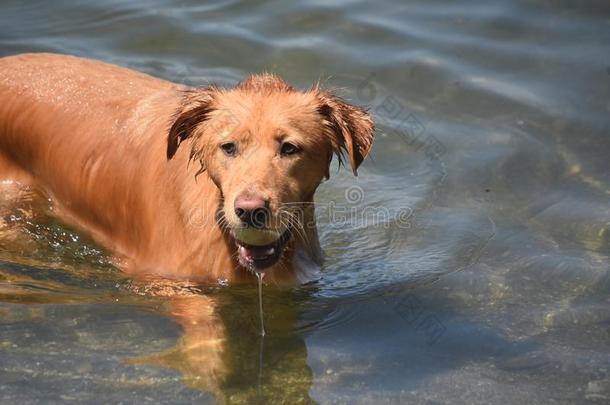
xmin=233 ymin=228 xmax=291 ymax=270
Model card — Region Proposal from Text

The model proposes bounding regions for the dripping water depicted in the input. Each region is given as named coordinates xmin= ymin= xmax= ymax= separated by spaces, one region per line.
xmin=255 ymin=271 xmax=266 ymax=336
xmin=255 ymin=271 xmax=266 ymax=400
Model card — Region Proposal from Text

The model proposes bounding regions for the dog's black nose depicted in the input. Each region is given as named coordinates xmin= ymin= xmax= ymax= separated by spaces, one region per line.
xmin=234 ymin=193 xmax=270 ymax=228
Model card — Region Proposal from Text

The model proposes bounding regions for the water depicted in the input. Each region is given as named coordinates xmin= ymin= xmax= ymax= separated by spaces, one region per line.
xmin=256 ymin=272 xmax=266 ymax=337
xmin=1 ymin=0 xmax=609 ymax=403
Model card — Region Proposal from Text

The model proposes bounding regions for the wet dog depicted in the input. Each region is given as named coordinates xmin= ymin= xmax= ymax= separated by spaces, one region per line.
xmin=0 ymin=53 xmax=374 ymax=284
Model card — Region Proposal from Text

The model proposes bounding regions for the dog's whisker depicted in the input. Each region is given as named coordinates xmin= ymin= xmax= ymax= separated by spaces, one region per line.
xmin=283 ymin=211 xmax=310 ymax=246
xmin=278 ymin=213 xmax=306 ymax=244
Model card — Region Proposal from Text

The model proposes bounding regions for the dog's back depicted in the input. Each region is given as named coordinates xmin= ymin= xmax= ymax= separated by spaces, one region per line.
xmin=0 ymin=53 xmax=174 ymax=176
xmin=0 ymin=53 xmax=227 ymax=279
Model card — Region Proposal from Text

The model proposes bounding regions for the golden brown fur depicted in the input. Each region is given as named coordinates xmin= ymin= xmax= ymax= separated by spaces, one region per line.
xmin=0 ymin=53 xmax=374 ymax=285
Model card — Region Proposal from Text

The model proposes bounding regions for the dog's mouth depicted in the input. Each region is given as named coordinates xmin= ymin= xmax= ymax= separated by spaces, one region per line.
xmin=232 ymin=228 xmax=291 ymax=270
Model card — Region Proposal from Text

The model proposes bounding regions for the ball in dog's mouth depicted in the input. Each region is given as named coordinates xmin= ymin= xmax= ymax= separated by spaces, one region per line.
xmin=233 ymin=228 xmax=291 ymax=270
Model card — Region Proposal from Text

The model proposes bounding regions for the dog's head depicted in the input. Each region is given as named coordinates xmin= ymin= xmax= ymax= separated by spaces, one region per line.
xmin=167 ymin=74 xmax=374 ymax=272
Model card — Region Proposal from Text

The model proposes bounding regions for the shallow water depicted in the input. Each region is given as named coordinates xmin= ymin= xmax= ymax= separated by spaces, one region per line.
xmin=1 ymin=0 xmax=609 ymax=403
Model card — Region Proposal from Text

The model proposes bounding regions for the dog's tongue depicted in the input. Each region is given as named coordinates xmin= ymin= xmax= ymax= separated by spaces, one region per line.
xmin=238 ymin=244 xmax=275 ymax=261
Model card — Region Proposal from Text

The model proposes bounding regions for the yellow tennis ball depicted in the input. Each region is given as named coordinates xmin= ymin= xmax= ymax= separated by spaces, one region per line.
xmin=235 ymin=228 xmax=281 ymax=246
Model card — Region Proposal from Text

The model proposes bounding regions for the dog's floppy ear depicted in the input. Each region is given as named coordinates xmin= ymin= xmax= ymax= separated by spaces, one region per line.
xmin=316 ymin=91 xmax=375 ymax=176
xmin=167 ymin=88 xmax=217 ymax=160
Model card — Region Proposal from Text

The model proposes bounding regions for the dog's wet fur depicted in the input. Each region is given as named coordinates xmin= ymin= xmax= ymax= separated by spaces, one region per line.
xmin=0 ymin=53 xmax=374 ymax=285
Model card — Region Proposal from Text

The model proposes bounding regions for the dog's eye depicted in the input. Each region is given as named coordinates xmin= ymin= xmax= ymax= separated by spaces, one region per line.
xmin=220 ymin=142 xmax=237 ymax=157
xmin=280 ymin=142 xmax=301 ymax=156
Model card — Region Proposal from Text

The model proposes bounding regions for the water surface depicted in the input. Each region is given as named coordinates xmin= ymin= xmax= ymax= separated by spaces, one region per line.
xmin=1 ymin=0 xmax=609 ymax=403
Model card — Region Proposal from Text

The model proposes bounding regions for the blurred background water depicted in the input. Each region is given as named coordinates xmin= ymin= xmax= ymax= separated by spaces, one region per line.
xmin=0 ymin=0 xmax=609 ymax=403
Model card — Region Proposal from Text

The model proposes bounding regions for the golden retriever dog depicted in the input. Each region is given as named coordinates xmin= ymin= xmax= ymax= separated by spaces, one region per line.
xmin=0 ymin=53 xmax=374 ymax=285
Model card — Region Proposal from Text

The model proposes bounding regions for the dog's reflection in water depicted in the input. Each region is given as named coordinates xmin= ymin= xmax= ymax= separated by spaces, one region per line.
xmin=128 ymin=283 xmax=314 ymax=404
xmin=0 ymin=182 xmax=313 ymax=403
